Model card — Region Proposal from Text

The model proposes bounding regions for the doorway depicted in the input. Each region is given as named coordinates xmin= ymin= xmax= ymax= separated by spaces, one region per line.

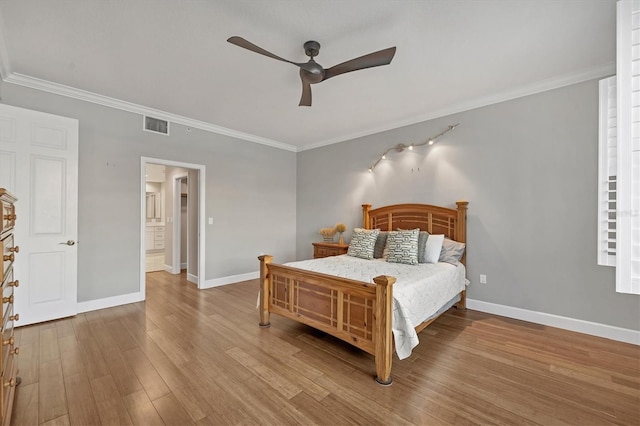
xmin=140 ymin=157 xmax=206 ymax=296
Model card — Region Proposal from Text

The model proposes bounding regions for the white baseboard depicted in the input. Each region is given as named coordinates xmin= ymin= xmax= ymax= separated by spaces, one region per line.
xmin=164 ymin=264 xmax=180 ymax=274
xmin=77 ymin=291 xmax=145 ymax=314
xmin=76 ymin=270 xmax=258 ymax=314
xmin=200 ymin=271 xmax=259 ymax=289
xmin=181 ymin=262 xmax=187 ymax=269
xmin=467 ymin=299 xmax=640 ymax=345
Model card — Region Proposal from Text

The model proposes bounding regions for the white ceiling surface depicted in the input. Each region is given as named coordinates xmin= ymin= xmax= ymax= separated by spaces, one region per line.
xmin=0 ymin=0 xmax=615 ymax=151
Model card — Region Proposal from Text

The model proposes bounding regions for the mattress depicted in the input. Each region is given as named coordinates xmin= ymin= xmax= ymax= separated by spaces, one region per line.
xmin=284 ymin=255 xmax=468 ymax=359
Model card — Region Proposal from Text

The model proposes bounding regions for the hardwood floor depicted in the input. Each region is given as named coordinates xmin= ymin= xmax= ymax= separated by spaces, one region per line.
xmin=10 ymin=271 xmax=640 ymax=425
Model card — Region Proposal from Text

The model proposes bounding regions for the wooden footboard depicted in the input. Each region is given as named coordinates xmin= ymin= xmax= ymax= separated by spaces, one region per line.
xmin=259 ymin=255 xmax=396 ymax=384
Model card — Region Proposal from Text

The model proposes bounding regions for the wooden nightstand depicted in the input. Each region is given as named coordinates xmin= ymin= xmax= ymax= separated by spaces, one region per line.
xmin=312 ymin=242 xmax=349 ymax=258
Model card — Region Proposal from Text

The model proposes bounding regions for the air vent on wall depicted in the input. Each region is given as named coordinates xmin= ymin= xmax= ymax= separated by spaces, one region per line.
xmin=143 ymin=116 xmax=169 ymax=135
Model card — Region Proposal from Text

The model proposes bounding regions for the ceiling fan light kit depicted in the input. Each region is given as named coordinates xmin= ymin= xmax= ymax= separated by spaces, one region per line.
xmin=227 ymin=36 xmax=396 ymax=106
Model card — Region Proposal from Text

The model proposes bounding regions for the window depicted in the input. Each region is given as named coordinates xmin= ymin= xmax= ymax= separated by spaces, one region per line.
xmin=599 ymin=0 xmax=640 ymax=294
xmin=598 ymin=77 xmax=617 ymax=268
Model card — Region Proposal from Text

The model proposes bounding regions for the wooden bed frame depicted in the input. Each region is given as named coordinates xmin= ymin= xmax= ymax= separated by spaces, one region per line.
xmin=258 ymin=201 xmax=468 ymax=385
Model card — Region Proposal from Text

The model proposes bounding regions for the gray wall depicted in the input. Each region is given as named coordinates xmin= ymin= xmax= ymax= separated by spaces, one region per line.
xmin=296 ymin=79 xmax=640 ymax=330
xmin=3 ymin=77 xmax=638 ymax=331
xmin=1 ymin=82 xmax=297 ymax=302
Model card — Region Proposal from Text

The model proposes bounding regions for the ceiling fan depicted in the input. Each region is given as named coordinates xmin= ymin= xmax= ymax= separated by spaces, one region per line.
xmin=227 ymin=36 xmax=396 ymax=107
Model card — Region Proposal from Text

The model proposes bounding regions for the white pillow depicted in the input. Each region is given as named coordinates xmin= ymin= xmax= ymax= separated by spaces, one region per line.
xmin=423 ymin=234 xmax=445 ymax=263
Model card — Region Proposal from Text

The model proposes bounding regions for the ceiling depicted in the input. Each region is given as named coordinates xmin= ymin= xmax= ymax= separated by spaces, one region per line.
xmin=0 ymin=0 xmax=616 ymax=151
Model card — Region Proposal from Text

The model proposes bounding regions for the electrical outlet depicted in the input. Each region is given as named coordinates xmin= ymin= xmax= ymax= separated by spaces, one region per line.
xmin=479 ymin=274 xmax=487 ymax=284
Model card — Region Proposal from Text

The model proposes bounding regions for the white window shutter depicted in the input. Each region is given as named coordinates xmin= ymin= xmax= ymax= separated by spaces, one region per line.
xmin=616 ymin=0 xmax=640 ymax=294
xmin=598 ymin=77 xmax=617 ymax=267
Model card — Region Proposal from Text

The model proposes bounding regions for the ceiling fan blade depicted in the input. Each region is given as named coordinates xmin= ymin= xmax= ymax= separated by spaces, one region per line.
xmin=227 ymin=36 xmax=311 ymax=69
xmin=323 ymin=46 xmax=396 ymax=81
xmin=299 ymin=80 xmax=312 ymax=107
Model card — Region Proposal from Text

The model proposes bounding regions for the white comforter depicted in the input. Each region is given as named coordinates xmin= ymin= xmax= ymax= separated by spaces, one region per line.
xmin=284 ymin=255 xmax=468 ymax=359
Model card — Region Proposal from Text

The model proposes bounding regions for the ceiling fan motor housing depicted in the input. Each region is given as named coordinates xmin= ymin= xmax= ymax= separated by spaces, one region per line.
xmin=300 ymin=61 xmax=325 ymax=83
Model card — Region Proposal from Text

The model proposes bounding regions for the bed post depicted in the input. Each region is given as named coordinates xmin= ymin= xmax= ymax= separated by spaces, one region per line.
xmin=457 ymin=290 xmax=467 ymax=311
xmin=455 ymin=200 xmax=468 ymax=247
xmin=373 ymin=275 xmax=396 ymax=385
xmin=362 ymin=204 xmax=372 ymax=229
xmin=456 ymin=200 xmax=469 ymax=311
xmin=258 ymin=255 xmax=273 ymax=327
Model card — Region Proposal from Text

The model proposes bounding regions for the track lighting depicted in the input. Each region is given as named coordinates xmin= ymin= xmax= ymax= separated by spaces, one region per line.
xmin=367 ymin=124 xmax=459 ymax=172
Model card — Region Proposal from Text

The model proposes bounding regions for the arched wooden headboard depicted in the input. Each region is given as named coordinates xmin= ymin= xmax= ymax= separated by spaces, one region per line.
xmin=362 ymin=201 xmax=469 ymax=263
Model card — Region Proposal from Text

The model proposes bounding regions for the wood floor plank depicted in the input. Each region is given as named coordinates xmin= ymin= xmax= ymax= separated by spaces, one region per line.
xmin=10 ymin=272 xmax=639 ymax=426
xmin=101 ymin=347 xmax=144 ymax=397
xmin=122 ymin=347 xmax=171 ymax=402
xmin=76 ymin=336 xmax=109 ymax=380
xmin=70 ymin=313 xmax=92 ymax=341
xmin=90 ymin=375 xmax=134 ymax=425
xmin=105 ymin=318 xmax=139 ymax=352
xmin=225 ymin=346 xmax=302 ymax=400
xmin=10 ymin=382 xmax=38 ymax=426
xmin=39 ymin=326 xmax=60 ymax=363
xmin=214 ymin=369 xmax=316 ymax=426
xmin=173 ymin=358 xmax=257 ymax=425
xmin=54 ymin=317 xmax=76 ymax=338
xmin=41 ymin=414 xmax=70 ymax=426
xmin=122 ymin=389 xmax=165 ymax=426
xmin=38 ymin=358 xmax=68 ymax=424
xmin=15 ymin=339 xmax=39 ymax=386
xmin=17 ymin=323 xmax=39 ymax=346
xmin=152 ymin=393 xmax=195 ymax=426
xmin=86 ymin=316 xmax=120 ymax=353
xmin=63 ymin=372 xmax=101 ymax=426
xmin=58 ymin=334 xmax=85 ymax=378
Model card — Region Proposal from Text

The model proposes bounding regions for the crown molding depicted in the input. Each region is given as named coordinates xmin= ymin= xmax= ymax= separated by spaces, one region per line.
xmin=3 ymin=72 xmax=298 ymax=152
xmin=3 ymin=61 xmax=615 ymax=153
xmin=298 ymin=62 xmax=616 ymax=152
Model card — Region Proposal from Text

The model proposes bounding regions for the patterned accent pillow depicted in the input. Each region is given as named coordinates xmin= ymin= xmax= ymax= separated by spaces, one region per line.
xmin=386 ymin=229 xmax=420 ymax=265
xmin=373 ymin=231 xmax=388 ymax=258
xmin=347 ymin=228 xmax=380 ymax=260
xmin=396 ymin=229 xmax=428 ymax=262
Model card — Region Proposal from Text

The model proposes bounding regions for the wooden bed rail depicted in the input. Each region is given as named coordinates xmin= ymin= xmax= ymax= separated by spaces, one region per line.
xmin=258 ymin=254 xmax=397 ymax=384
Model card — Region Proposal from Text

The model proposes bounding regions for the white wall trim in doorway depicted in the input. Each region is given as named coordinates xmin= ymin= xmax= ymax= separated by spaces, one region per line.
xmin=172 ymin=172 xmax=188 ymax=275
xmin=140 ymin=157 xmax=206 ymax=297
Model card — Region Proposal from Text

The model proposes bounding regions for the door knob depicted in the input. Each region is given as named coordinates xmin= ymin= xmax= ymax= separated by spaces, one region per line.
xmin=59 ymin=240 xmax=76 ymax=246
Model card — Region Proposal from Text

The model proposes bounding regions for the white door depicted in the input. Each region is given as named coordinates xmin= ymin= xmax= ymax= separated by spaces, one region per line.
xmin=0 ymin=104 xmax=78 ymax=326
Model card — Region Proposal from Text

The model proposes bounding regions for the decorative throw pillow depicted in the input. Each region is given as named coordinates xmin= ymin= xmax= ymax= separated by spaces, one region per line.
xmin=373 ymin=231 xmax=388 ymax=258
xmin=385 ymin=229 xmax=420 ymax=265
xmin=347 ymin=228 xmax=380 ymax=260
xmin=417 ymin=231 xmax=429 ymax=263
xmin=439 ymin=238 xmax=466 ymax=264
xmin=423 ymin=234 xmax=445 ymax=263
xmin=396 ymin=229 xmax=429 ymax=262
